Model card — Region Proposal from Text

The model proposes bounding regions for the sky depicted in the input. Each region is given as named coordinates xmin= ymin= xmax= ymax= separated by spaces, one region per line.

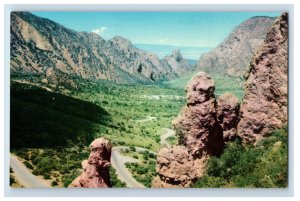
xmin=32 ymin=12 xmax=280 ymax=48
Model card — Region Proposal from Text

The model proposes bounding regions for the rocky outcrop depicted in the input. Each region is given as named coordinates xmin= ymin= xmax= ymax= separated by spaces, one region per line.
xmin=153 ymin=72 xmax=224 ymax=187
xmin=10 ymin=12 xmax=189 ymax=87
xmin=196 ymin=16 xmax=275 ymax=77
xmin=173 ymin=72 xmax=224 ymax=158
xmin=217 ymin=93 xmax=240 ymax=141
xmin=152 ymin=146 xmax=197 ymax=188
xmin=237 ymin=13 xmax=288 ymax=143
xmin=69 ymin=138 xmax=112 ymax=188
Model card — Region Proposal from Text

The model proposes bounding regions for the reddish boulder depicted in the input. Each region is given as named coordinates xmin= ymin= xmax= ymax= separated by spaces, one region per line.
xmin=217 ymin=93 xmax=240 ymax=141
xmin=237 ymin=13 xmax=288 ymax=143
xmin=69 ymin=138 xmax=112 ymax=188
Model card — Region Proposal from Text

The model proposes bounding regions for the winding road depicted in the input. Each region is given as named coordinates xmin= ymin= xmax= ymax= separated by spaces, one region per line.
xmin=160 ymin=128 xmax=176 ymax=148
xmin=111 ymin=147 xmax=145 ymax=188
xmin=110 ymin=128 xmax=175 ymax=188
xmin=10 ymin=128 xmax=176 ymax=188
xmin=10 ymin=154 xmax=50 ymax=188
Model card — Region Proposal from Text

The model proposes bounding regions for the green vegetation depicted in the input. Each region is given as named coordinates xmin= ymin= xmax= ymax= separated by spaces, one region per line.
xmin=193 ymin=126 xmax=288 ymax=188
xmin=166 ymin=136 xmax=178 ymax=146
xmin=126 ymin=161 xmax=156 ymax=187
xmin=109 ymin=167 xmax=127 ymax=187
xmin=10 ymin=76 xmax=287 ymax=189
xmin=124 ymin=149 xmax=157 ymax=187
xmin=11 ymin=82 xmax=110 ymax=148
xmin=11 ymin=79 xmax=186 ymax=187
xmin=23 ymin=161 xmax=34 ymax=170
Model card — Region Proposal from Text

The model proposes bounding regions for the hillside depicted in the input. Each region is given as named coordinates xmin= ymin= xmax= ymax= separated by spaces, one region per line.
xmin=10 ymin=12 xmax=190 ymax=86
xmin=196 ymin=16 xmax=275 ymax=77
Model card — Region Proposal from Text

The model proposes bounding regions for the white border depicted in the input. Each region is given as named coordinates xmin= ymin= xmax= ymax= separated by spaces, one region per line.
xmin=2 ymin=3 xmax=295 ymax=198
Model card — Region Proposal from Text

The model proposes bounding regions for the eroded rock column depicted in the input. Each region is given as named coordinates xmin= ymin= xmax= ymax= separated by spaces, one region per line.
xmin=153 ymin=72 xmax=224 ymax=187
xmin=69 ymin=138 xmax=112 ymax=188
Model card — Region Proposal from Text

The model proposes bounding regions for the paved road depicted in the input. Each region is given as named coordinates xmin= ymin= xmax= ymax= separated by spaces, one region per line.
xmin=111 ymin=128 xmax=175 ymax=188
xmin=10 ymin=154 xmax=50 ymax=188
xmin=111 ymin=147 xmax=145 ymax=188
xmin=160 ymin=128 xmax=176 ymax=147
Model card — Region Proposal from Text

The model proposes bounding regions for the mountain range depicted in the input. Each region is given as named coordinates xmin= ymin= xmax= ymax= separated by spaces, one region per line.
xmin=11 ymin=12 xmax=277 ymax=87
xmin=10 ymin=12 xmax=191 ymax=86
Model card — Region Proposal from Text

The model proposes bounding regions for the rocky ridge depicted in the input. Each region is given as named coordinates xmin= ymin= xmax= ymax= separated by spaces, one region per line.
xmin=10 ymin=12 xmax=190 ymax=87
xmin=196 ymin=16 xmax=275 ymax=77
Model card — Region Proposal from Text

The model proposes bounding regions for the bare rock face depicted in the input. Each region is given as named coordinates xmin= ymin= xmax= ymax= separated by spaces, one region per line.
xmin=217 ymin=93 xmax=240 ymax=141
xmin=69 ymin=138 xmax=112 ymax=188
xmin=173 ymin=72 xmax=224 ymax=158
xmin=162 ymin=49 xmax=191 ymax=77
xmin=196 ymin=16 xmax=275 ymax=76
xmin=152 ymin=146 xmax=197 ymax=188
xmin=237 ymin=13 xmax=288 ymax=143
xmin=10 ymin=12 xmax=191 ymax=87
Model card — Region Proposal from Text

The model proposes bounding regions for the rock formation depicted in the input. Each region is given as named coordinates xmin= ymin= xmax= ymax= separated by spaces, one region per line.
xmin=10 ymin=12 xmax=190 ymax=87
xmin=196 ymin=16 xmax=275 ymax=77
xmin=237 ymin=13 xmax=288 ymax=143
xmin=173 ymin=72 xmax=224 ymax=158
xmin=152 ymin=146 xmax=198 ymax=188
xmin=153 ymin=72 xmax=224 ymax=187
xmin=69 ymin=138 xmax=112 ymax=188
xmin=217 ymin=93 xmax=240 ymax=141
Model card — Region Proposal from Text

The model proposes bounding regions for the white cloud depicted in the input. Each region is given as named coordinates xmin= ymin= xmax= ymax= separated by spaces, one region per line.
xmin=91 ymin=27 xmax=108 ymax=36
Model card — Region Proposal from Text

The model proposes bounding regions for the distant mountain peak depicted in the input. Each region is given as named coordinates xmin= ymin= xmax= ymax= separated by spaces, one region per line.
xmin=196 ymin=15 xmax=275 ymax=77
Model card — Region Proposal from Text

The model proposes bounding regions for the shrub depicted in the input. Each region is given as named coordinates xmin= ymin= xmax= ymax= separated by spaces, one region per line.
xmin=129 ymin=146 xmax=136 ymax=152
xmin=23 ymin=161 xmax=34 ymax=170
xmin=10 ymin=175 xmax=16 ymax=186
xmin=193 ymin=127 xmax=288 ymax=188
xmin=51 ymin=181 xmax=58 ymax=186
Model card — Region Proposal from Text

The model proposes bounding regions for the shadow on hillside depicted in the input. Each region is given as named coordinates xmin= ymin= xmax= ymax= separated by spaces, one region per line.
xmin=10 ymin=82 xmax=111 ymax=149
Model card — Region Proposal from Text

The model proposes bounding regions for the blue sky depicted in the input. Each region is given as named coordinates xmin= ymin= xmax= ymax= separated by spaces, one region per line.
xmin=33 ymin=12 xmax=280 ymax=48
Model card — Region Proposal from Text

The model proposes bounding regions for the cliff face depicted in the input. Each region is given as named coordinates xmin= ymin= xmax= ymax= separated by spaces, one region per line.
xmin=237 ymin=13 xmax=288 ymax=142
xmin=196 ymin=16 xmax=275 ymax=77
xmin=10 ymin=12 xmax=189 ymax=86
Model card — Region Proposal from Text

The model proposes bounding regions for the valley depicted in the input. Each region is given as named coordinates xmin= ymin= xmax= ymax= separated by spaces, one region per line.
xmin=10 ymin=71 xmax=244 ymax=188
xmin=9 ymin=11 xmax=287 ymax=189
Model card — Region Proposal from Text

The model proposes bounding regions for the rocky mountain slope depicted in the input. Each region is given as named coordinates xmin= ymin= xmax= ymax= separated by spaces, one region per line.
xmin=237 ymin=13 xmax=288 ymax=143
xmin=10 ymin=12 xmax=189 ymax=86
xmin=196 ymin=16 xmax=275 ymax=77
